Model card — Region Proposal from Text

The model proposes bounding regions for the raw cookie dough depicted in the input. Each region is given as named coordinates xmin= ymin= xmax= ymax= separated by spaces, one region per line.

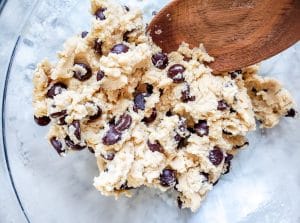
xmin=32 ymin=0 xmax=296 ymax=212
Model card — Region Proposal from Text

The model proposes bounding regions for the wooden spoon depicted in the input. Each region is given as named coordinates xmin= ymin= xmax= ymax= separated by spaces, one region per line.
xmin=148 ymin=0 xmax=300 ymax=73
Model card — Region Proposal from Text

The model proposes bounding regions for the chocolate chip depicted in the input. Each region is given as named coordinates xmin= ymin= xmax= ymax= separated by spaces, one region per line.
xmin=120 ymin=181 xmax=134 ymax=190
xmin=89 ymin=106 xmax=102 ymax=121
xmin=194 ymin=120 xmax=209 ymax=137
xmin=146 ymin=84 xmax=154 ymax=95
xmin=167 ymin=64 xmax=185 ymax=83
xmin=46 ymin=83 xmax=67 ymax=98
xmin=81 ymin=31 xmax=88 ymax=38
xmin=160 ymin=169 xmax=176 ymax=187
xmin=95 ymin=8 xmax=106 ymax=20
xmin=223 ymin=154 xmax=234 ymax=174
xmin=102 ymin=127 xmax=122 ymax=145
xmin=73 ymin=63 xmax=92 ymax=81
xmin=142 ymin=108 xmax=157 ymax=124
xmin=166 ymin=111 xmax=172 ymax=117
xmin=88 ymin=147 xmax=95 ymax=153
xmin=124 ymin=5 xmax=130 ymax=12
xmin=229 ymin=70 xmax=242 ymax=79
xmin=123 ymin=30 xmax=131 ymax=42
xmin=65 ymin=136 xmax=85 ymax=150
xmin=177 ymin=197 xmax=183 ymax=209
xmin=96 ymin=70 xmax=105 ymax=81
xmin=181 ymin=84 xmax=195 ymax=102
xmin=111 ymin=43 xmax=129 ymax=54
xmin=286 ymin=108 xmax=296 ymax=117
xmin=34 ymin=116 xmax=50 ymax=126
xmin=175 ymin=134 xmax=188 ymax=149
xmin=209 ymin=147 xmax=224 ymax=166
xmin=134 ymin=93 xmax=146 ymax=111
xmin=71 ymin=120 xmax=81 ymax=140
xmin=115 ymin=114 xmax=132 ymax=132
xmin=50 ymin=137 xmax=64 ymax=155
xmin=187 ymin=127 xmax=196 ymax=134
xmin=252 ymin=88 xmax=258 ymax=93
xmin=94 ymin=39 xmax=102 ymax=55
xmin=147 ymin=140 xmax=163 ymax=153
xmin=50 ymin=110 xmax=67 ymax=118
xmin=152 ymin=52 xmax=169 ymax=69
xmin=222 ymin=130 xmax=232 ymax=135
xmin=102 ymin=153 xmax=115 ymax=161
xmin=159 ymin=89 xmax=164 ymax=96
xmin=217 ymin=100 xmax=229 ymax=111
xmin=57 ymin=115 xmax=67 ymax=125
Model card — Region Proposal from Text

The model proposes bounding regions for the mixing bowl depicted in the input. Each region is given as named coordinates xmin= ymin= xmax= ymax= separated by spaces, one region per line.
xmin=0 ymin=0 xmax=299 ymax=222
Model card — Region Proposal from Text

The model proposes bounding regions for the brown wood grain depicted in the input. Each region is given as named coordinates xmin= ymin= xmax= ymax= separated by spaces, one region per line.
xmin=148 ymin=0 xmax=300 ymax=73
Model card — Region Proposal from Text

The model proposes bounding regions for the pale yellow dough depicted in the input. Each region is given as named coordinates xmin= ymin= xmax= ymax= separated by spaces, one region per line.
xmin=32 ymin=0 xmax=296 ymax=211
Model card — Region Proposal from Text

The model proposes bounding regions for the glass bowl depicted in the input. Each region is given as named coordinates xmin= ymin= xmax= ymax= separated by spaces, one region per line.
xmin=0 ymin=0 xmax=299 ymax=222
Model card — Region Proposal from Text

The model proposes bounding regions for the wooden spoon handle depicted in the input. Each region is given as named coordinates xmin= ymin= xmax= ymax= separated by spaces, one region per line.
xmin=149 ymin=0 xmax=300 ymax=73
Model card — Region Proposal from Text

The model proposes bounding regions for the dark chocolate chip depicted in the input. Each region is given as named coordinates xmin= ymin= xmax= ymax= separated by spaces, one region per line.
xmin=81 ymin=31 xmax=88 ymax=38
xmin=147 ymin=140 xmax=163 ymax=153
xmin=102 ymin=127 xmax=122 ymax=145
xmin=124 ymin=5 xmax=130 ymax=12
xmin=146 ymin=84 xmax=154 ymax=95
xmin=65 ymin=136 xmax=85 ymax=150
xmin=94 ymin=39 xmax=102 ymax=55
xmin=187 ymin=127 xmax=196 ymax=134
xmin=73 ymin=63 xmax=92 ymax=81
xmin=194 ymin=120 xmax=209 ymax=137
xmin=177 ymin=197 xmax=183 ymax=209
xmin=88 ymin=147 xmax=95 ymax=153
xmin=152 ymin=52 xmax=169 ymax=69
xmin=95 ymin=8 xmax=107 ymax=20
xmin=252 ymin=88 xmax=258 ymax=93
xmin=57 ymin=115 xmax=67 ymax=125
xmin=120 ymin=181 xmax=134 ymax=190
xmin=111 ymin=43 xmax=129 ymax=54
xmin=166 ymin=110 xmax=172 ymax=117
xmin=102 ymin=153 xmax=115 ymax=161
xmin=50 ymin=137 xmax=65 ymax=155
xmin=34 ymin=116 xmax=50 ymax=126
xmin=160 ymin=169 xmax=176 ymax=187
xmin=217 ymin=100 xmax=229 ymax=111
xmin=142 ymin=108 xmax=157 ymax=124
xmin=46 ymin=83 xmax=67 ymax=98
xmin=159 ymin=89 xmax=164 ymax=96
xmin=175 ymin=134 xmax=189 ymax=149
xmin=115 ymin=114 xmax=132 ymax=132
xmin=167 ymin=64 xmax=185 ymax=83
xmin=229 ymin=70 xmax=242 ymax=79
xmin=89 ymin=106 xmax=102 ymax=121
xmin=223 ymin=154 xmax=234 ymax=174
xmin=230 ymin=108 xmax=237 ymax=113
xmin=286 ymin=108 xmax=296 ymax=117
xmin=181 ymin=84 xmax=195 ymax=102
xmin=50 ymin=110 xmax=67 ymax=118
xmin=134 ymin=93 xmax=146 ymax=111
xmin=71 ymin=120 xmax=81 ymax=140
xmin=222 ymin=130 xmax=232 ymax=135
xmin=96 ymin=70 xmax=105 ymax=81
xmin=123 ymin=30 xmax=131 ymax=42
xmin=209 ymin=146 xmax=224 ymax=166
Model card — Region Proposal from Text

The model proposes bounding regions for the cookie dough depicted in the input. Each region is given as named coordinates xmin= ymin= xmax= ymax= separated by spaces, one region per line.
xmin=32 ymin=0 xmax=296 ymax=211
